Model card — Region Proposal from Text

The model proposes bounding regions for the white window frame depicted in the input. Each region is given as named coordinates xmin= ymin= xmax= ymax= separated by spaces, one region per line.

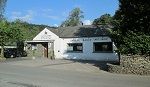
xmin=67 ymin=43 xmax=83 ymax=53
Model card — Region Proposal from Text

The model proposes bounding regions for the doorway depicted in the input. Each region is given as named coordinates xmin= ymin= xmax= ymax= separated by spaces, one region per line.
xmin=26 ymin=41 xmax=54 ymax=59
xmin=43 ymin=43 xmax=48 ymax=58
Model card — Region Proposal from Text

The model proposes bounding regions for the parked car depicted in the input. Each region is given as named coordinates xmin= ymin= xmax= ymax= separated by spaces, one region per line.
xmin=16 ymin=50 xmax=27 ymax=57
xmin=4 ymin=48 xmax=17 ymax=58
xmin=1 ymin=48 xmax=27 ymax=58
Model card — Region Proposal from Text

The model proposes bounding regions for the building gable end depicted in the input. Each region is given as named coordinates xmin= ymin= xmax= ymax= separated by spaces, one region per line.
xmin=33 ymin=28 xmax=59 ymax=41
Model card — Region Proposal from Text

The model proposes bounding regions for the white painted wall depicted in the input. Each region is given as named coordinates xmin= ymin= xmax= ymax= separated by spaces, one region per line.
xmin=54 ymin=37 xmax=119 ymax=61
xmin=33 ymin=28 xmax=59 ymax=41
xmin=32 ymin=28 xmax=119 ymax=61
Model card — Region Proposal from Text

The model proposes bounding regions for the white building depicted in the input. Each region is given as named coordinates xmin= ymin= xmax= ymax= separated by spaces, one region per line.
xmin=26 ymin=25 xmax=119 ymax=62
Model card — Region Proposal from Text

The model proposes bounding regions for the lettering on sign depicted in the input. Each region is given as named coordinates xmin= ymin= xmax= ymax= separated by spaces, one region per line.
xmin=102 ymin=37 xmax=108 ymax=40
xmin=94 ymin=37 xmax=108 ymax=41
xmin=70 ymin=37 xmax=109 ymax=42
xmin=71 ymin=39 xmax=79 ymax=42
xmin=82 ymin=38 xmax=91 ymax=41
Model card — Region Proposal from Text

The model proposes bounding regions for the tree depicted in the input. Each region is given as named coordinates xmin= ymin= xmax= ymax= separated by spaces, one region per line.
xmin=93 ymin=14 xmax=113 ymax=26
xmin=114 ymin=0 xmax=150 ymax=35
xmin=11 ymin=19 xmax=49 ymax=40
xmin=0 ymin=20 xmax=24 ymax=59
xmin=61 ymin=7 xmax=84 ymax=27
xmin=0 ymin=0 xmax=7 ymax=20
xmin=112 ymin=0 xmax=150 ymax=55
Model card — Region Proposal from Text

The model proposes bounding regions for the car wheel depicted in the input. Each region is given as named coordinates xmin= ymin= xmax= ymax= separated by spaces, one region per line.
xmin=11 ymin=55 xmax=14 ymax=58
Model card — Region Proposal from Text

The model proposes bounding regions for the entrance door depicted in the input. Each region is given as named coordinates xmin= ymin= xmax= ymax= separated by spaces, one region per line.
xmin=43 ymin=43 xmax=48 ymax=58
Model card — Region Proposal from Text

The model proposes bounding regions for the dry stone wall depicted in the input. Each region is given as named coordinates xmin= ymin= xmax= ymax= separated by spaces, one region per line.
xmin=107 ymin=55 xmax=150 ymax=75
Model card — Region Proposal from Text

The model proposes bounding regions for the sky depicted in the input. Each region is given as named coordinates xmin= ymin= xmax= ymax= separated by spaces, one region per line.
xmin=5 ymin=0 xmax=119 ymax=26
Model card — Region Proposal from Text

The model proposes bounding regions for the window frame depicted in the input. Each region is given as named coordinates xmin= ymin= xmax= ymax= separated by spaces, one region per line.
xmin=67 ymin=43 xmax=83 ymax=53
xmin=93 ymin=42 xmax=113 ymax=53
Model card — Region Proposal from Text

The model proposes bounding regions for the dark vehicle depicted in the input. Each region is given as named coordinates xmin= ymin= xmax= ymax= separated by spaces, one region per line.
xmin=1 ymin=48 xmax=27 ymax=58
xmin=16 ymin=50 xmax=27 ymax=57
xmin=4 ymin=48 xmax=17 ymax=58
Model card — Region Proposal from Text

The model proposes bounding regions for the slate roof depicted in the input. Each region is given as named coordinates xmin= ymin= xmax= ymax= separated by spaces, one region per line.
xmin=49 ymin=25 xmax=112 ymax=38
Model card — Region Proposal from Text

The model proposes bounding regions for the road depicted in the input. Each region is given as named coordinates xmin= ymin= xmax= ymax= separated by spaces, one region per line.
xmin=0 ymin=59 xmax=150 ymax=87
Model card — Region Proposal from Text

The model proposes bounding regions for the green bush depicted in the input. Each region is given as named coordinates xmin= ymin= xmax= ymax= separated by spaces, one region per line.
xmin=113 ymin=31 xmax=150 ymax=55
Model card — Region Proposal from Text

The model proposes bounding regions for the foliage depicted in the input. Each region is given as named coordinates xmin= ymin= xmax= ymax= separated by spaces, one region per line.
xmin=61 ymin=7 xmax=84 ymax=27
xmin=0 ymin=20 xmax=24 ymax=58
xmin=114 ymin=0 xmax=150 ymax=35
xmin=118 ymin=31 xmax=150 ymax=55
xmin=11 ymin=19 xmax=51 ymax=40
xmin=0 ymin=19 xmax=51 ymax=58
xmin=0 ymin=20 xmax=23 ymax=45
xmin=0 ymin=0 xmax=7 ymax=20
xmin=93 ymin=14 xmax=113 ymax=26
xmin=112 ymin=0 xmax=150 ymax=55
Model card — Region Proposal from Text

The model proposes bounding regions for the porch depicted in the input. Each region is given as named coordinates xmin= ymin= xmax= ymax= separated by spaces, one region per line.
xmin=25 ymin=40 xmax=54 ymax=59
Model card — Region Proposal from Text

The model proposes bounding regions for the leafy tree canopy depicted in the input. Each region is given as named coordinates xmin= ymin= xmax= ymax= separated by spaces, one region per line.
xmin=0 ymin=19 xmax=24 ymax=58
xmin=114 ymin=0 xmax=150 ymax=35
xmin=93 ymin=14 xmax=113 ymax=26
xmin=61 ymin=7 xmax=84 ymax=27
xmin=112 ymin=0 xmax=150 ymax=55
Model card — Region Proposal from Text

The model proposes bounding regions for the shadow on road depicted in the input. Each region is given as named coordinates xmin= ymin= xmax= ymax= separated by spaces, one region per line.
xmin=0 ymin=57 xmax=31 ymax=63
xmin=66 ymin=59 xmax=109 ymax=71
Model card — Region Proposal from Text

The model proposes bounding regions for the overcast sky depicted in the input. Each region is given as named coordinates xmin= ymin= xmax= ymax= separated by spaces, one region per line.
xmin=5 ymin=0 xmax=119 ymax=26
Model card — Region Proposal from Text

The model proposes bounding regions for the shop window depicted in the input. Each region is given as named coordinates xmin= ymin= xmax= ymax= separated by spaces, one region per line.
xmin=67 ymin=43 xmax=83 ymax=52
xmin=93 ymin=42 xmax=112 ymax=52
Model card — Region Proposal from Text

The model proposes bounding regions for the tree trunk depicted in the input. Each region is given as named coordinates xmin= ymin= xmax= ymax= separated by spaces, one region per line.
xmin=0 ymin=45 xmax=5 ymax=60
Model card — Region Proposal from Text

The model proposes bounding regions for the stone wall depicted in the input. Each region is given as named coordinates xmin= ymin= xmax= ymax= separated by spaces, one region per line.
xmin=107 ymin=55 xmax=150 ymax=75
xmin=26 ymin=44 xmax=44 ymax=58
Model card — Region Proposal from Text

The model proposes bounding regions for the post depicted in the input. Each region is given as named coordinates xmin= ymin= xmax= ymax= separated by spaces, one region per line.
xmin=0 ymin=46 xmax=6 ymax=61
